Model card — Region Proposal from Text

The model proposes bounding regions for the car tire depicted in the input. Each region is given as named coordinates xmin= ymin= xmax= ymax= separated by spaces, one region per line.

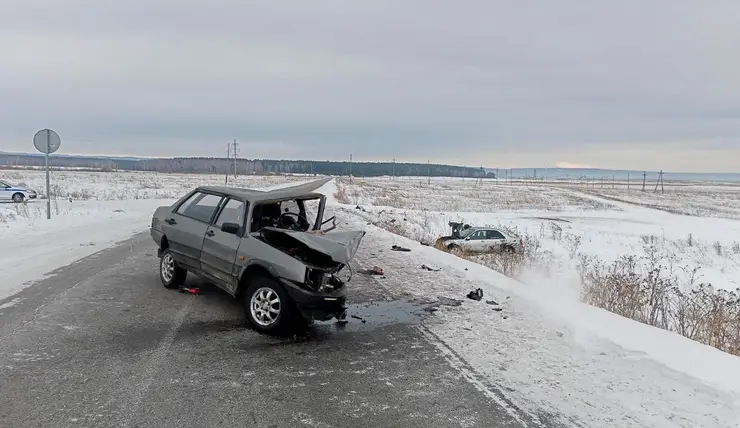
xmin=160 ymin=248 xmax=187 ymax=289
xmin=503 ymin=246 xmax=516 ymax=253
xmin=447 ymin=244 xmax=463 ymax=255
xmin=243 ymin=275 xmax=297 ymax=335
xmin=12 ymin=193 xmax=24 ymax=203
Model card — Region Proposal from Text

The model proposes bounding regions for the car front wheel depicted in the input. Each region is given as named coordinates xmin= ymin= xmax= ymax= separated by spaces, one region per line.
xmin=243 ymin=275 xmax=296 ymax=335
xmin=12 ymin=193 xmax=24 ymax=203
xmin=160 ymin=249 xmax=187 ymax=289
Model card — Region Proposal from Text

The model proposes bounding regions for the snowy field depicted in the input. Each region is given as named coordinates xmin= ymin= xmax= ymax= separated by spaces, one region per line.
xmin=2 ymin=170 xmax=740 ymax=426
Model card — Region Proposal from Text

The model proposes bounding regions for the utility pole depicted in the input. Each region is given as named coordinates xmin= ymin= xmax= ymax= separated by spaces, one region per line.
xmin=392 ymin=157 xmax=396 ymax=180
xmin=642 ymin=171 xmax=647 ymax=192
xmin=654 ymin=170 xmax=664 ymax=193
xmin=427 ymin=160 xmax=431 ymax=185
xmin=226 ymin=144 xmax=231 ymax=184
xmin=349 ymin=154 xmax=353 ymax=184
xmin=232 ymin=139 xmax=239 ymax=178
xmin=627 ymin=171 xmax=630 ymax=191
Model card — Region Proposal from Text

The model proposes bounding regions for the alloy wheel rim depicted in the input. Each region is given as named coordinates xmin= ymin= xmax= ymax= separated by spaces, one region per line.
xmin=161 ymin=253 xmax=175 ymax=282
xmin=250 ymin=287 xmax=281 ymax=327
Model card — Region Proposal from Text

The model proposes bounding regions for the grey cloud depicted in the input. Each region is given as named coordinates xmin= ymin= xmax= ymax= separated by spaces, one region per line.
xmin=1 ymin=1 xmax=740 ymax=171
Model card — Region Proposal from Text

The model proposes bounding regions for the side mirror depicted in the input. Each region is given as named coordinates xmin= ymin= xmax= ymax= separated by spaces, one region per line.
xmin=221 ymin=222 xmax=241 ymax=235
xmin=464 ymin=236 xmax=471 ymax=240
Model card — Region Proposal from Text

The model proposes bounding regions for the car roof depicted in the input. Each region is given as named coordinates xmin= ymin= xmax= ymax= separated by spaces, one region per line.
xmin=470 ymin=226 xmax=503 ymax=232
xmin=194 ymin=177 xmax=331 ymax=203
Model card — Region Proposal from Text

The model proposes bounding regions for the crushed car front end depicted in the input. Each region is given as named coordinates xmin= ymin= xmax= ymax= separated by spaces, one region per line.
xmin=278 ymin=270 xmax=348 ymax=321
xmin=247 ymin=227 xmax=366 ymax=322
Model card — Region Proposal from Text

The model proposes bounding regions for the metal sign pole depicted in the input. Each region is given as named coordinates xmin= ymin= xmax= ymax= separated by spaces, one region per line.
xmin=45 ymin=130 xmax=51 ymax=219
xmin=33 ymin=128 xmax=61 ymax=219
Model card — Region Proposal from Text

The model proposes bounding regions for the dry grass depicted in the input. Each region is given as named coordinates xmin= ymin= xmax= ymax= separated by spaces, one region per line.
xmin=336 ymin=177 xmax=616 ymax=212
xmin=579 ymin=248 xmax=740 ymax=356
xmin=333 ymin=181 xmax=351 ymax=204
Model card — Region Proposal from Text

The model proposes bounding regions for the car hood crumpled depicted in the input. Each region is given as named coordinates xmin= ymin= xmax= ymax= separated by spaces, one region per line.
xmin=260 ymin=227 xmax=366 ymax=265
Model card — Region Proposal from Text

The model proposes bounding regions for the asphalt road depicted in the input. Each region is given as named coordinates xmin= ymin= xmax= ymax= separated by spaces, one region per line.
xmin=0 ymin=231 xmax=551 ymax=428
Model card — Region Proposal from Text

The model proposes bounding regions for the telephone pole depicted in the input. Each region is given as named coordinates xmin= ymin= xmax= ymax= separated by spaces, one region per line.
xmin=642 ymin=171 xmax=647 ymax=192
xmin=427 ymin=160 xmax=431 ymax=185
xmin=226 ymin=144 xmax=231 ymax=184
xmin=232 ymin=139 xmax=239 ymax=178
xmin=349 ymin=154 xmax=353 ymax=184
xmin=654 ymin=170 xmax=664 ymax=193
xmin=392 ymin=157 xmax=396 ymax=180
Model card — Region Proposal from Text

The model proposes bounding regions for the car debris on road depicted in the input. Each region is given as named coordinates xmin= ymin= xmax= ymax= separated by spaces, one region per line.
xmin=421 ymin=264 xmax=440 ymax=272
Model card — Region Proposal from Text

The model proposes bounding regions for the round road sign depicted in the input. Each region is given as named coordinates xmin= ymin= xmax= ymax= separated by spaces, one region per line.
xmin=33 ymin=129 xmax=61 ymax=154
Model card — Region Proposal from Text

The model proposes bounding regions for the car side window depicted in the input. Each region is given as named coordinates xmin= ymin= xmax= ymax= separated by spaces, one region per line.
xmin=214 ymin=199 xmax=246 ymax=229
xmin=0 ymin=181 xmax=9 ymax=188
xmin=176 ymin=192 xmax=223 ymax=223
xmin=471 ymin=231 xmax=486 ymax=240
xmin=488 ymin=230 xmax=505 ymax=239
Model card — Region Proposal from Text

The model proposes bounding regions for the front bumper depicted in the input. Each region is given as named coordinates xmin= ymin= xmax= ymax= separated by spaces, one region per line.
xmin=279 ymin=278 xmax=347 ymax=322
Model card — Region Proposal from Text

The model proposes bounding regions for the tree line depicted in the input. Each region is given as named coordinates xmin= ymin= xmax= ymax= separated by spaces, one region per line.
xmin=0 ymin=154 xmax=493 ymax=178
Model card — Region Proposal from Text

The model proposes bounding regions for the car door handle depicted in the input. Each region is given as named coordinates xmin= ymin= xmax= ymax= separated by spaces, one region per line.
xmin=205 ymin=229 xmax=215 ymax=237
xmin=165 ymin=218 xmax=177 ymax=225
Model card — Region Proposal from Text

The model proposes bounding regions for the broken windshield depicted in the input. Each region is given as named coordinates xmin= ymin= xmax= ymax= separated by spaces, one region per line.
xmin=459 ymin=228 xmax=474 ymax=238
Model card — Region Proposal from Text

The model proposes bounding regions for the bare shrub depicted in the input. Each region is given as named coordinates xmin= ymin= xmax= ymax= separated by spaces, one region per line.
xmin=333 ymin=182 xmax=350 ymax=204
xmin=579 ymin=248 xmax=740 ymax=357
xmin=641 ymin=234 xmax=658 ymax=245
xmin=14 ymin=202 xmax=30 ymax=219
xmin=563 ymin=233 xmax=582 ymax=259
xmin=351 ymin=188 xmax=362 ymax=206
xmin=713 ymin=241 xmax=723 ymax=256
xmin=69 ymin=188 xmax=92 ymax=200
xmin=477 ymin=252 xmax=528 ymax=277
xmin=733 ymin=242 xmax=740 ymax=255
xmin=550 ymin=222 xmax=563 ymax=240
xmin=687 ymin=233 xmax=693 ymax=247
xmin=49 ymin=184 xmax=65 ymax=199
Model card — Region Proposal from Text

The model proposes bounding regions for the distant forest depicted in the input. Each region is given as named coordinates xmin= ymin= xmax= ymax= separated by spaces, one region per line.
xmin=0 ymin=153 xmax=493 ymax=178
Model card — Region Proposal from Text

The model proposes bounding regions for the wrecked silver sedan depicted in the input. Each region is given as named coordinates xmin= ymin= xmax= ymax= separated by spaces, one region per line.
xmin=149 ymin=180 xmax=366 ymax=334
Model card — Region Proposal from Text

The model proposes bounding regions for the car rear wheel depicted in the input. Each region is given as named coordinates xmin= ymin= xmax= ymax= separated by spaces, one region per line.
xmin=243 ymin=275 xmax=297 ymax=335
xmin=12 ymin=193 xmax=24 ymax=203
xmin=160 ymin=249 xmax=187 ymax=289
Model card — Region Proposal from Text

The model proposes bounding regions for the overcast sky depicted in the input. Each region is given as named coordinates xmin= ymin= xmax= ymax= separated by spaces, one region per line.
xmin=1 ymin=1 xmax=739 ymax=172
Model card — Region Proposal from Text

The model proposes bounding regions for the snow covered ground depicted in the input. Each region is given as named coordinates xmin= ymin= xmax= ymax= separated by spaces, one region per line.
xmin=0 ymin=170 xmax=319 ymax=301
xmin=320 ymin=178 xmax=740 ymax=427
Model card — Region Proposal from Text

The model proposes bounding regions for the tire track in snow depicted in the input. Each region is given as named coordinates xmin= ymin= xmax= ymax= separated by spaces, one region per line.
xmin=117 ymin=300 xmax=192 ymax=428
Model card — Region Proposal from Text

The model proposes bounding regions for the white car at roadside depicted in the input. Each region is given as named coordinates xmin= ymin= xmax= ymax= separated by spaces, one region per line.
xmin=0 ymin=180 xmax=38 ymax=203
